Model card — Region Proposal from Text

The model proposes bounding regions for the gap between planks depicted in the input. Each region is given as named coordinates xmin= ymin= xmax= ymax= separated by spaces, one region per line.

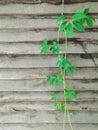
xmin=0 ymin=0 xmax=97 ymax=4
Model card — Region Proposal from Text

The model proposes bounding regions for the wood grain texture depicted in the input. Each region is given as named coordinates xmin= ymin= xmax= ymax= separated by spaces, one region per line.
xmin=0 ymin=111 xmax=97 ymax=123
xmin=0 ymin=68 xmax=97 ymax=79
xmin=0 ymin=55 xmax=97 ymax=68
xmin=0 ymin=40 xmax=97 ymax=55
xmin=0 ymin=2 xmax=97 ymax=14
xmin=0 ymin=91 xmax=97 ymax=102
xmin=0 ymin=79 xmax=98 ymax=91
xmin=0 ymin=100 xmax=97 ymax=112
xmin=0 ymin=31 xmax=98 ymax=42
xmin=0 ymin=124 xmax=97 ymax=130
xmin=0 ymin=18 xmax=98 ymax=29
xmin=0 ymin=1 xmax=98 ymax=130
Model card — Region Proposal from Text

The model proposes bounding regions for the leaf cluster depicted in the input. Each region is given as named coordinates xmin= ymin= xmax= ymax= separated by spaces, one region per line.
xmin=57 ymin=54 xmax=76 ymax=74
xmin=57 ymin=8 xmax=95 ymax=37
xmin=53 ymin=89 xmax=77 ymax=110
xmin=47 ymin=75 xmax=63 ymax=86
xmin=41 ymin=39 xmax=60 ymax=54
xmin=64 ymin=89 xmax=77 ymax=101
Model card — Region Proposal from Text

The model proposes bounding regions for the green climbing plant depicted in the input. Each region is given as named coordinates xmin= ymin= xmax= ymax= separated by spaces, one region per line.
xmin=40 ymin=4 xmax=95 ymax=130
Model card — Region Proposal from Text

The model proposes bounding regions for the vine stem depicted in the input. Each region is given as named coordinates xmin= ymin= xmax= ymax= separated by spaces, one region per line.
xmin=57 ymin=1 xmax=74 ymax=129
xmin=57 ymin=26 xmax=74 ymax=130
xmin=64 ymin=31 xmax=74 ymax=130
xmin=57 ymin=25 xmax=67 ymax=130
xmin=62 ymin=0 xmax=64 ymax=15
xmin=66 ymin=104 xmax=74 ymax=130
xmin=57 ymin=25 xmax=68 ymax=130
xmin=62 ymin=31 xmax=68 ymax=130
xmin=62 ymin=71 xmax=67 ymax=130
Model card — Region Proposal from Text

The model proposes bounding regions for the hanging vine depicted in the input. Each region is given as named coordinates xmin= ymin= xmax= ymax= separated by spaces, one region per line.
xmin=38 ymin=0 xmax=95 ymax=130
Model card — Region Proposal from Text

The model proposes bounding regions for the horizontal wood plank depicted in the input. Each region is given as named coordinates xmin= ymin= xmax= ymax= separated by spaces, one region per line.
xmin=0 ymin=68 xmax=97 ymax=79
xmin=0 ymin=79 xmax=98 ymax=91
xmin=0 ymin=31 xmax=98 ymax=42
xmin=0 ymin=18 xmax=98 ymax=29
xmin=0 ymin=40 xmax=97 ymax=55
xmin=0 ymin=1 xmax=97 ymax=128
xmin=0 ymin=111 xmax=97 ymax=123
xmin=0 ymin=55 xmax=97 ymax=68
xmin=0 ymin=91 xmax=97 ymax=102
xmin=0 ymin=100 xmax=97 ymax=112
xmin=0 ymin=2 xmax=97 ymax=14
xmin=0 ymin=123 xmax=97 ymax=130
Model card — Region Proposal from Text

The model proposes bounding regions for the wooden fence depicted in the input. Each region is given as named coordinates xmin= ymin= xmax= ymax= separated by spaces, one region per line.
xmin=0 ymin=0 xmax=98 ymax=130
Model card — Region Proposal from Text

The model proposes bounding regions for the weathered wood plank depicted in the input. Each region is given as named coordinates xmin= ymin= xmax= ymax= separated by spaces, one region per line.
xmin=0 ymin=91 xmax=97 ymax=102
xmin=0 ymin=79 xmax=98 ymax=91
xmin=0 ymin=1 xmax=97 ymax=128
xmin=0 ymin=31 xmax=98 ymax=42
xmin=0 ymin=18 xmax=98 ymax=29
xmin=0 ymin=100 xmax=97 ymax=112
xmin=0 ymin=40 xmax=97 ymax=55
xmin=0 ymin=55 xmax=97 ymax=68
xmin=0 ymin=3 xmax=97 ymax=14
xmin=0 ymin=68 xmax=97 ymax=79
xmin=0 ymin=111 xmax=97 ymax=123
xmin=0 ymin=123 xmax=97 ymax=130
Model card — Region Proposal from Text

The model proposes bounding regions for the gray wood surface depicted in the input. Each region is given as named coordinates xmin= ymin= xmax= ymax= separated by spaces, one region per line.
xmin=0 ymin=124 xmax=97 ymax=130
xmin=0 ymin=1 xmax=98 ymax=130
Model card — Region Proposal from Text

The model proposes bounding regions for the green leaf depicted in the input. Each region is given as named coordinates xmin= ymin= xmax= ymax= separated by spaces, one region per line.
xmin=41 ymin=38 xmax=48 ymax=46
xmin=56 ymin=54 xmax=63 ymax=69
xmin=41 ymin=39 xmax=51 ymax=54
xmin=84 ymin=8 xmax=90 ymax=14
xmin=86 ymin=15 xmax=95 ymax=27
xmin=66 ymin=23 xmax=73 ymax=37
xmin=55 ymin=103 xmax=61 ymax=109
xmin=80 ymin=19 xmax=85 ymax=24
xmin=86 ymin=18 xmax=93 ymax=27
xmin=41 ymin=45 xmax=51 ymax=54
xmin=63 ymin=58 xmax=71 ymax=70
xmin=47 ymin=75 xmax=55 ymax=86
xmin=57 ymin=57 xmax=76 ymax=73
xmin=47 ymin=75 xmax=63 ymax=86
xmin=73 ymin=21 xmax=85 ymax=31
xmin=72 ymin=12 xmax=86 ymax=20
xmin=64 ymin=89 xmax=77 ymax=101
xmin=57 ymin=60 xmax=63 ymax=70
xmin=58 ymin=54 xmax=63 ymax=60
xmin=57 ymin=15 xmax=67 ymax=24
xmin=88 ymin=15 xmax=95 ymax=21
xmin=63 ymin=58 xmax=72 ymax=65
xmin=55 ymin=75 xmax=63 ymax=86
xmin=50 ymin=93 xmax=57 ymax=101
xmin=59 ymin=21 xmax=67 ymax=32
xmin=62 ymin=58 xmax=76 ymax=73
xmin=57 ymin=54 xmax=64 ymax=69
xmin=66 ymin=65 xmax=76 ymax=74
xmin=51 ymin=41 xmax=60 ymax=54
